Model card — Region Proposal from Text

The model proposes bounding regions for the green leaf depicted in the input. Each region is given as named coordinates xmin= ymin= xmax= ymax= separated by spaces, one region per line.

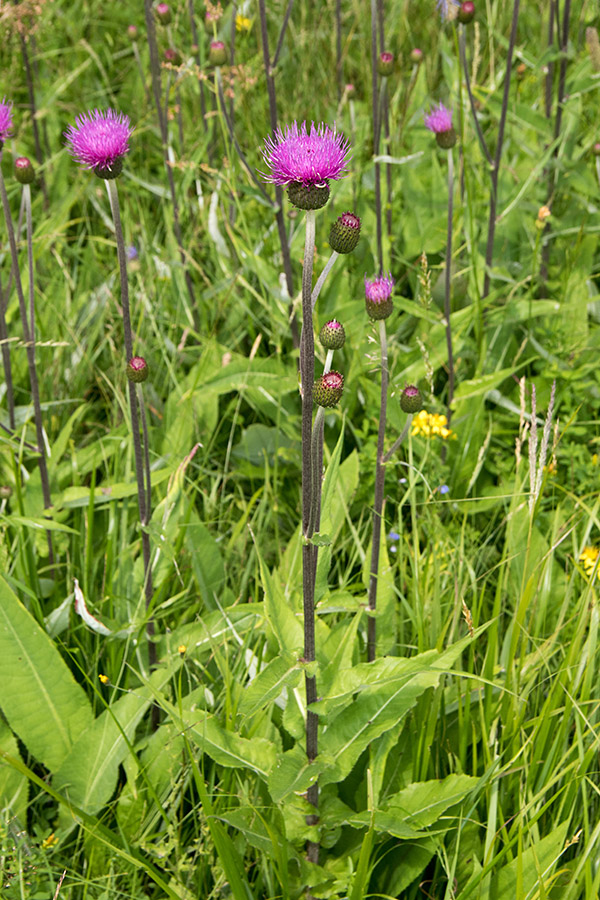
xmin=0 ymin=577 xmax=93 ymax=772
xmin=257 ymin=542 xmax=304 ymax=655
xmin=0 ymin=719 xmax=28 ymax=823
xmin=268 ymin=746 xmax=328 ymax=804
xmin=53 ymin=664 xmax=180 ymax=826
xmin=239 ymin=653 xmax=303 ymax=716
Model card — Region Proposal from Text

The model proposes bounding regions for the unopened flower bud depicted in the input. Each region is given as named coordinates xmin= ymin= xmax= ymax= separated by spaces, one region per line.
xmin=458 ymin=1 xmax=475 ymax=24
xmin=329 ymin=211 xmax=361 ymax=253
xmin=313 ymin=371 xmax=344 ymax=408
xmin=410 ymin=48 xmax=423 ymax=65
xmin=594 ymin=142 xmax=600 ymax=156
xmin=516 ymin=62 xmax=527 ymax=81
xmin=209 ymin=40 xmax=228 ymax=66
xmin=345 ymin=83 xmax=356 ymax=98
xmin=0 ymin=485 xmax=12 ymax=499
xmin=155 ymin=2 xmax=171 ymax=25
xmin=14 ymin=157 xmax=35 ymax=185
xmin=287 ymin=181 xmax=330 ymax=210
xmin=377 ymin=51 xmax=395 ymax=77
xmin=126 ymin=356 xmax=149 ymax=383
xmin=127 ymin=24 xmax=138 ymax=40
xmin=319 ymin=320 xmax=346 ymax=350
xmin=164 ymin=47 xmax=182 ymax=66
xmin=400 ymin=385 xmax=423 ymax=414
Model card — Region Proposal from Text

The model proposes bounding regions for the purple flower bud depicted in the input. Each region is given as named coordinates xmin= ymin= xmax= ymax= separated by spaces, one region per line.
xmin=127 ymin=24 xmax=138 ymax=39
xmin=126 ymin=356 xmax=149 ymax=383
xmin=313 ymin=371 xmax=344 ymax=408
xmin=14 ymin=157 xmax=35 ymax=185
xmin=319 ymin=319 xmax=346 ymax=350
xmin=164 ymin=47 xmax=182 ymax=66
xmin=209 ymin=40 xmax=228 ymax=66
xmin=155 ymin=3 xmax=171 ymax=25
xmin=377 ymin=51 xmax=395 ymax=77
xmin=410 ymin=48 xmax=424 ymax=64
xmin=329 ymin=210 xmax=361 ymax=253
xmin=458 ymin=1 xmax=475 ymax=23
xmin=400 ymin=384 xmax=423 ymax=414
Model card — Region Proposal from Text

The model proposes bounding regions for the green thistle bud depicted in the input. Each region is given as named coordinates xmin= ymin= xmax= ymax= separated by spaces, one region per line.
xmin=400 ymin=384 xmax=423 ymax=414
xmin=329 ymin=211 xmax=361 ymax=253
xmin=319 ymin=320 xmax=346 ymax=350
xmin=164 ymin=48 xmax=182 ymax=66
xmin=155 ymin=2 xmax=171 ymax=25
xmin=313 ymin=371 xmax=344 ymax=408
xmin=457 ymin=1 xmax=475 ymax=24
xmin=126 ymin=356 xmax=149 ymax=383
xmin=209 ymin=40 xmax=228 ymax=66
xmin=287 ymin=181 xmax=330 ymax=210
xmin=14 ymin=157 xmax=35 ymax=185
xmin=410 ymin=47 xmax=423 ymax=65
xmin=377 ymin=51 xmax=395 ymax=77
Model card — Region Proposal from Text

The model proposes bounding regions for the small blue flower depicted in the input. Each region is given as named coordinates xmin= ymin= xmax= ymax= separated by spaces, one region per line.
xmin=127 ymin=244 xmax=139 ymax=260
xmin=439 ymin=484 xmax=449 ymax=495
xmin=388 ymin=531 xmax=400 ymax=541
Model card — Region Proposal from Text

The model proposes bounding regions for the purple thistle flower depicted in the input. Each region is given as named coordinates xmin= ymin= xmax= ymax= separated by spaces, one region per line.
xmin=0 ymin=97 xmax=14 ymax=146
xmin=364 ymin=273 xmax=394 ymax=303
xmin=424 ymin=103 xmax=453 ymax=134
xmin=364 ymin=273 xmax=395 ymax=320
xmin=261 ymin=121 xmax=351 ymax=188
xmin=64 ymin=109 xmax=132 ymax=178
xmin=437 ymin=0 xmax=460 ymax=21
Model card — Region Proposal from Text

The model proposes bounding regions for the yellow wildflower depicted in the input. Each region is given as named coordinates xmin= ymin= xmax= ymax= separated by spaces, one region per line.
xmin=99 ymin=673 xmax=109 ymax=684
xmin=236 ymin=14 xmax=251 ymax=32
xmin=178 ymin=644 xmax=187 ymax=656
xmin=411 ymin=410 xmax=453 ymax=440
xmin=579 ymin=546 xmax=599 ymax=576
xmin=42 ymin=833 xmax=59 ymax=850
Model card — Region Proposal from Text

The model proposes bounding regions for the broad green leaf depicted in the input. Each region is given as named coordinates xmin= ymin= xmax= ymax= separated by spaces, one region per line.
xmin=239 ymin=653 xmax=303 ymax=716
xmin=0 ymin=719 xmax=28 ymax=824
xmin=268 ymin=746 xmax=328 ymax=804
xmin=53 ymin=664 xmax=180 ymax=827
xmin=257 ymin=542 xmax=303 ymax=655
xmin=474 ymin=822 xmax=570 ymax=900
xmin=0 ymin=577 xmax=93 ymax=772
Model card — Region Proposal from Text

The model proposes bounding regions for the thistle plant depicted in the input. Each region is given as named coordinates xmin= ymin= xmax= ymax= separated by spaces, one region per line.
xmin=64 ymin=109 xmax=156 ymax=670
xmin=364 ymin=273 xmax=394 ymax=662
xmin=262 ymin=119 xmax=351 ymax=864
xmin=425 ymin=103 xmax=456 ymax=439
xmin=0 ymin=100 xmax=54 ymax=563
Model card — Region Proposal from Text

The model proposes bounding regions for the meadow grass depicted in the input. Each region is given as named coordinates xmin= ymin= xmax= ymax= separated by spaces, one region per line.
xmin=0 ymin=0 xmax=600 ymax=898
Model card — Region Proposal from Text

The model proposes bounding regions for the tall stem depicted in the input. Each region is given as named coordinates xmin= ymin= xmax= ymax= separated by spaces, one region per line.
xmin=482 ymin=0 xmax=520 ymax=306
xmin=370 ymin=0 xmax=382 ymax=271
xmin=367 ymin=318 xmax=388 ymax=662
xmin=459 ymin=27 xmax=492 ymax=170
xmin=0 ymin=161 xmax=53 ymax=562
xmin=19 ymin=36 xmax=48 ymax=209
xmin=299 ymin=209 xmax=319 ymax=863
xmin=106 ymin=179 xmax=156 ymax=672
xmin=258 ymin=0 xmax=299 ymax=347
xmin=0 ymin=270 xmax=15 ymax=429
xmin=444 ymin=150 xmax=455 ymax=430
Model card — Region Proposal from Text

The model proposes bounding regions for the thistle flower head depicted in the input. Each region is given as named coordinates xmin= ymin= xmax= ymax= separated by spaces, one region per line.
xmin=0 ymin=97 xmax=14 ymax=146
xmin=424 ymin=103 xmax=453 ymax=134
xmin=64 ymin=108 xmax=132 ymax=179
xmin=329 ymin=210 xmax=361 ymax=253
xmin=15 ymin=156 xmax=35 ymax=185
xmin=365 ymin=273 xmax=395 ymax=319
xmin=425 ymin=103 xmax=456 ymax=149
xmin=126 ymin=356 xmax=149 ymax=383
xmin=437 ymin=0 xmax=460 ymax=21
xmin=314 ymin=371 xmax=344 ymax=408
xmin=261 ymin=121 xmax=351 ymax=188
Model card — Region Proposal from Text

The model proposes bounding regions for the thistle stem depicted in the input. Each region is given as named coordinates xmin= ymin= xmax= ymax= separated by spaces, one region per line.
xmin=311 ymin=251 xmax=339 ymax=310
xmin=382 ymin=414 xmax=413 ymax=464
xmin=370 ymin=0 xmax=382 ymax=271
xmin=459 ymin=26 xmax=492 ymax=170
xmin=105 ymin=179 xmax=156 ymax=673
xmin=444 ymin=149 xmax=455 ymax=432
xmin=299 ymin=208 xmax=319 ymax=863
xmin=482 ymin=0 xmax=520 ymax=306
xmin=0 ymin=159 xmax=53 ymax=563
xmin=0 ymin=270 xmax=15 ymax=429
xmin=367 ymin=318 xmax=388 ymax=662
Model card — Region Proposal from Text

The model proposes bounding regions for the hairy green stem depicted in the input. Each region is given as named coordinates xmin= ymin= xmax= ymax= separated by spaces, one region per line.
xmin=311 ymin=251 xmax=339 ymax=310
xmin=382 ymin=414 xmax=413 ymax=464
xmin=444 ymin=149 xmax=455 ymax=432
xmin=367 ymin=318 xmax=388 ymax=662
xmin=106 ymin=179 xmax=156 ymax=673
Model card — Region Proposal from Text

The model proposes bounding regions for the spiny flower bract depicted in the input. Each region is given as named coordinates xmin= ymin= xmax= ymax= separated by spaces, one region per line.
xmin=261 ymin=121 xmax=350 ymax=187
xmin=64 ymin=109 xmax=132 ymax=174
xmin=364 ymin=273 xmax=395 ymax=303
xmin=0 ymin=97 xmax=14 ymax=144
